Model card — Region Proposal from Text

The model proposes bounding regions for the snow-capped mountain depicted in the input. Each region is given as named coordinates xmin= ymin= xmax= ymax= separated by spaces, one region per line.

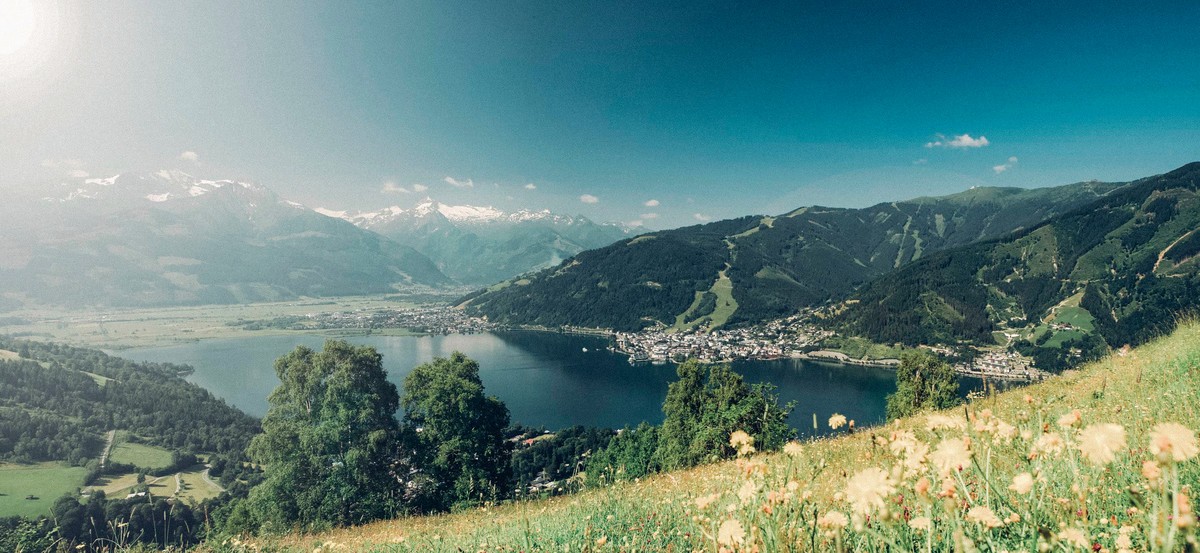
xmin=316 ymin=199 xmax=639 ymax=285
xmin=0 ymin=172 xmax=451 ymax=308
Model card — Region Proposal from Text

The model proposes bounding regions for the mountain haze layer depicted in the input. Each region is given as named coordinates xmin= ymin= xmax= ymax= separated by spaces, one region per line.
xmin=459 ymin=179 xmax=1126 ymax=331
xmin=0 ymin=172 xmax=451 ymax=308
xmin=319 ymin=200 xmax=635 ymax=285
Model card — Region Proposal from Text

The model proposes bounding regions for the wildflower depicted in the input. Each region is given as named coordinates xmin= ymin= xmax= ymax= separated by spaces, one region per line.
xmin=1115 ymin=525 xmax=1134 ymax=553
xmin=1057 ymin=527 xmax=1089 ymax=548
xmin=926 ymin=413 xmax=963 ymax=431
xmin=1149 ymin=422 xmax=1199 ymax=462
xmin=717 ymin=519 xmax=746 ymax=546
xmin=817 ymin=510 xmax=849 ymax=530
xmin=908 ymin=516 xmax=931 ymax=531
xmin=729 ymin=430 xmax=756 ymax=456
xmin=965 ymin=506 xmax=1004 ymax=529
xmin=1142 ymin=460 xmax=1162 ymax=481
xmin=1078 ymin=423 xmax=1126 ymax=465
xmin=783 ymin=441 xmax=804 ymax=457
xmin=828 ymin=413 xmax=847 ymax=430
xmin=930 ymin=438 xmax=971 ymax=476
xmin=596 ymin=536 xmax=608 ymax=546
xmin=843 ymin=467 xmax=895 ymax=515
xmin=1057 ymin=409 xmax=1082 ymax=428
xmin=694 ymin=493 xmax=719 ymax=510
xmin=1009 ymin=472 xmax=1034 ymax=495
xmin=737 ymin=480 xmax=759 ymax=504
xmin=1031 ymin=432 xmax=1065 ymax=458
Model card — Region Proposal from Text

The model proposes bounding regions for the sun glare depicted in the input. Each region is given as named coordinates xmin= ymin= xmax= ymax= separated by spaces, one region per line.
xmin=0 ymin=0 xmax=37 ymax=56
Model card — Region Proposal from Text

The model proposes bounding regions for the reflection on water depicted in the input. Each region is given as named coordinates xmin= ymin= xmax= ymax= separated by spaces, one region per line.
xmin=117 ymin=331 xmax=999 ymax=437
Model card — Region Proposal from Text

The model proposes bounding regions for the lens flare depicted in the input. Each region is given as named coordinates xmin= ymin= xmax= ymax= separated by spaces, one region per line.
xmin=0 ymin=0 xmax=37 ymax=56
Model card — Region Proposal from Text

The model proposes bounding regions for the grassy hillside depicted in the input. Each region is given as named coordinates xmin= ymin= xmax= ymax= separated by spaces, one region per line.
xmin=226 ymin=321 xmax=1200 ymax=552
xmin=461 ymin=180 xmax=1122 ymax=331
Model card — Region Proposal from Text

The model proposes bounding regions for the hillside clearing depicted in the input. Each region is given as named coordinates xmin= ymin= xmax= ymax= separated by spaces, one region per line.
xmin=0 ymin=463 xmax=88 ymax=519
xmin=242 ymin=321 xmax=1200 ymax=552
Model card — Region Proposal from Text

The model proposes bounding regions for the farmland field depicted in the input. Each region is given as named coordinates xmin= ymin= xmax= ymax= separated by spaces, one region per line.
xmin=109 ymin=441 xmax=174 ymax=470
xmin=0 ymin=463 xmax=87 ymax=518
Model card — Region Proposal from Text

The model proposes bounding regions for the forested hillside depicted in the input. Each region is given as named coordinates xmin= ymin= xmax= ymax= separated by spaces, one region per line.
xmin=461 ymin=180 xmax=1122 ymax=331
xmin=840 ymin=162 xmax=1200 ymax=350
xmin=0 ymin=337 xmax=259 ymax=465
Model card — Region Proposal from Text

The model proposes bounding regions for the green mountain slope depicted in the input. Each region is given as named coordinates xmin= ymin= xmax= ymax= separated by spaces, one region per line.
xmin=839 ymin=161 xmax=1200 ymax=349
xmin=461 ymin=180 xmax=1122 ymax=331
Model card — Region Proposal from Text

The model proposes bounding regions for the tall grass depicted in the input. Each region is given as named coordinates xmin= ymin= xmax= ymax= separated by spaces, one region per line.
xmin=214 ymin=322 xmax=1200 ymax=552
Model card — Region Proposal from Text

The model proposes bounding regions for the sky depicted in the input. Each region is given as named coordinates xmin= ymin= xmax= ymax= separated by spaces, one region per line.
xmin=2 ymin=1 xmax=1199 ymax=229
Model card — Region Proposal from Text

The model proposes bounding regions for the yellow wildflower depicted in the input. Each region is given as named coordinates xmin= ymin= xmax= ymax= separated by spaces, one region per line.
xmin=1056 ymin=409 xmax=1082 ymax=428
xmin=843 ymin=467 xmax=895 ymax=515
xmin=783 ymin=440 xmax=804 ymax=457
xmin=1077 ymin=423 xmax=1126 ymax=466
xmin=694 ymin=493 xmax=719 ymax=510
xmin=930 ymin=438 xmax=971 ymax=475
xmin=816 ymin=510 xmax=849 ymax=530
xmin=965 ymin=506 xmax=1004 ymax=529
xmin=717 ymin=519 xmax=746 ymax=546
xmin=1009 ymin=472 xmax=1034 ymax=495
xmin=828 ymin=413 xmax=847 ymax=430
xmin=729 ymin=430 xmax=756 ymax=456
xmin=1031 ymin=432 xmax=1065 ymax=458
xmin=908 ymin=516 xmax=931 ymax=531
xmin=1057 ymin=527 xmax=1089 ymax=548
xmin=1149 ymin=422 xmax=1198 ymax=462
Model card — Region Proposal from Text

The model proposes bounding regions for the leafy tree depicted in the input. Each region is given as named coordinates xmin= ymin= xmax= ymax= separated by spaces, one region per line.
xmin=655 ymin=360 xmax=793 ymax=470
xmin=402 ymin=352 xmax=512 ymax=510
xmin=885 ymin=350 xmax=960 ymax=420
xmin=243 ymin=340 xmax=402 ymax=531
xmin=585 ymin=422 xmax=660 ymax=483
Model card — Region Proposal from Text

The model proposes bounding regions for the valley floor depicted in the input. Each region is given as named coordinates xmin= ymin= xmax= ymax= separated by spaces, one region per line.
xmin=221 ymin=321 xmax=1200 ymax=552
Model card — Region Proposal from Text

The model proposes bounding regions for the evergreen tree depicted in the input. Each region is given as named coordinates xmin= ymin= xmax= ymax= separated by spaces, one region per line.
xmin=885 ymin=350 xmax=960 ymax=421
xmin=402 ymin=352 xmax=512 ymax=510
xmin=244 ymin=340 xmax=402 ymax=531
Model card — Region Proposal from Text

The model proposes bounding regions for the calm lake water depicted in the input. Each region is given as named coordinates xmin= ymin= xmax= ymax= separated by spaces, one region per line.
xmin=116 ymin=331 xmax=994 ymax=437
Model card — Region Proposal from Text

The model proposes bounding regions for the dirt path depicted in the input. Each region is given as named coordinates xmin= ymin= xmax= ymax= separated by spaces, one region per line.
xmin=1154 ymin=229 xmax=1195 ymax=273
xmin=98 ymin=430 xmax=116 ymax=468
xmin=201 ymin=464 xmax=226 ymax=493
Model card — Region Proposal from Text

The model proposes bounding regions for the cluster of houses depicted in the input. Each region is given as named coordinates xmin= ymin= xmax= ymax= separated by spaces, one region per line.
xmin=613 ymin=315 xmax=834 ymax=364
xmin=303 ymin=306 xmax=496 ymax=334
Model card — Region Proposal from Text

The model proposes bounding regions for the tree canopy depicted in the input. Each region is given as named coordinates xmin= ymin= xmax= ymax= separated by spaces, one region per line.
xmin=885 ymin=350 xmax=960 ymax=421
xmin=402 ymin=352 xmax=513 ymax=510
xmin=242 ymin=340 xmax=402 ymax=531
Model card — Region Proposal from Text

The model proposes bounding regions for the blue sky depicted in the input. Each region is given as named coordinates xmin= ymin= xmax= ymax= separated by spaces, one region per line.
xmin=2 ymin=1 xmax=1198 ymax=228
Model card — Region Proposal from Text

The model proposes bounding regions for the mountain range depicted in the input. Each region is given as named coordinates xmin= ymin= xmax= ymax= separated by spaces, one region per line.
xmin=459 ymin=176 xmax=1128 ymax=332
xmin=315 ymin=200 xmax=635 ymax=285
xmin=0 ymin=172 xmax=637 ymax=310
xmin=0 ymin=171 xmax=451 ymax=308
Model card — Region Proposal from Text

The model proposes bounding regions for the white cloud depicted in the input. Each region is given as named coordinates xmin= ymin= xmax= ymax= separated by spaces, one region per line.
xmin=179 ymin=150 xmax=200 ymax=163
xmin=443 ymin=176 xmax=474 ymax=188
xmin=993 ymin=156 xmax=1019 ymax=174
xmin=693 ymin=213 xmax=712 ymax=222
xmin=579 ymin=194 xmax=599 ymax=204
xmin=68 ymin=169 xmax=89 ymax=178
xmin=524 ymin=183 xmax=537 ymax=190
xmin=413 ymin=183 xmax=428 ymax=192
xmin=640 ymin=212 xmax=659 ymax=220
xmin=627 ymin=219 xmax=644 ymax=227
xmin=643 ymin=199 xmax=660 ymax=207
xmin=381 ymin=181 xmax=410 ymax=194
xmin=925 ymin=133 xmax=990 ymax=149
xmin=913 ymin=158 xmax=928 ymax=165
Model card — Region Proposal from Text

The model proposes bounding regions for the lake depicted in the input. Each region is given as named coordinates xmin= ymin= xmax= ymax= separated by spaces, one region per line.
xmin=116 ymin=330 xmax=994 ymax=437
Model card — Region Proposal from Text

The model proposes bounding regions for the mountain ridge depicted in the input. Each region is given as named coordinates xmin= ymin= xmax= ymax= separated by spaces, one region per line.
xmin=460 ymin=177 xmax=1131 ymax=331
